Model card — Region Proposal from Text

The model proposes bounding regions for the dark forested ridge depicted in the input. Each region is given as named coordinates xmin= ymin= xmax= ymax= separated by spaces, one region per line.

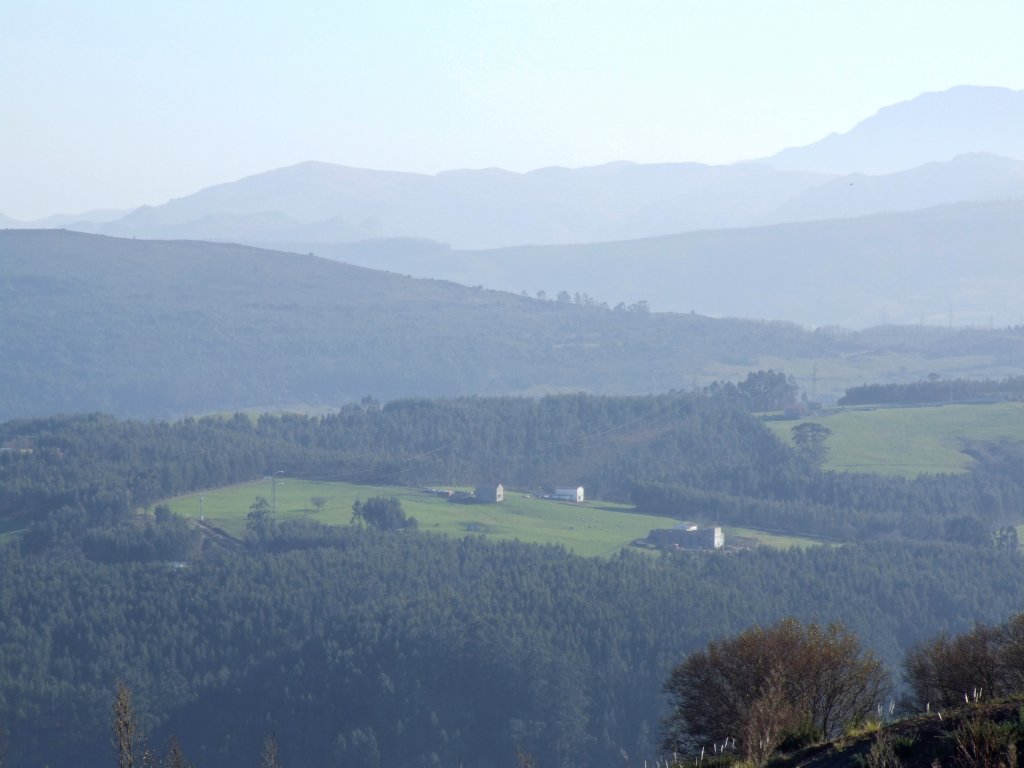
xmin=4 ymin=229 xmax=1024 ymax=419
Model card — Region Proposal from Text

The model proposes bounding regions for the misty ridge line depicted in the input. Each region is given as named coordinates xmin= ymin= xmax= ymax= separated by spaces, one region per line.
xmin=3 ymin=84 xmax=1022 ymax=242
xmin=3 ymin=84 xmax=1023 ymax=330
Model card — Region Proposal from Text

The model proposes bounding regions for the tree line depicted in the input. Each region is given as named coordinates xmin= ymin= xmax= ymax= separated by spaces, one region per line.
xmin=839 ymin=375 xmax=1024 ymax=406
xmin=5 ymin=387 xmax=1023 ymax=550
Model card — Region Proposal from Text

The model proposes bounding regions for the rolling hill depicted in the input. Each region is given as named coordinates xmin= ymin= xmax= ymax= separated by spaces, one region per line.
xmin=3 ymin=229 xmax=1024 ymax=420
xmin=766 ymin=402 xmax=1024 ymax=478
xmin=302 ymin=200 xmax=1024 ymax=329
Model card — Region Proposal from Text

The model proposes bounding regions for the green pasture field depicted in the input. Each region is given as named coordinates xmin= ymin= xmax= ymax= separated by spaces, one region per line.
xmin=765 ymin=402 xmax=1024 ymax=477
xmin=703 ymin=353 xmax=1013 ymax=405
xmin=162 ymin=479 xmax=828 ymax=556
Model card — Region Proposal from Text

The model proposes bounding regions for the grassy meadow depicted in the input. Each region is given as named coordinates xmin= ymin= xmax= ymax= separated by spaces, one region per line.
xmin=162 ymin=478 xmax=827 ymax=556
xmin=765 ymin=401 xmax=1024 ymax=477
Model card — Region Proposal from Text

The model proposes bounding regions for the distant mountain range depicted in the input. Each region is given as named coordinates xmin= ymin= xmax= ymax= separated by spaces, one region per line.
xmin=3 ymin=86 xmax=1022 ymax=252
xmin=3 ymin=85 xmax=1022 ymax=335
xmin=55 ymin=161 xmax=833 ymax=248
xmin=763 ymin=85 xmax=1024 ymax=174
xmin=3 ymin=230 xmax=1023 ymax=420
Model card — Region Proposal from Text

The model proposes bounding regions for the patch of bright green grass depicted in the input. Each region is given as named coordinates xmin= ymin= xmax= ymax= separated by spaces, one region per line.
xmin=165 ymin=479 xmax=667 ymax=557
xmin=163 ymin=479 xmax=829 ymax=556
xmin=765 ymin=402 xmax=1024 ymax=478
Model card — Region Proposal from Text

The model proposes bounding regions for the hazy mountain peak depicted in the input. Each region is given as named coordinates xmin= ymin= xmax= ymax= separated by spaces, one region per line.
xmin=763 ymin=84 xmax=1024 ymax=174
xmin=71 ymin=86 xmax=1024 ymax=250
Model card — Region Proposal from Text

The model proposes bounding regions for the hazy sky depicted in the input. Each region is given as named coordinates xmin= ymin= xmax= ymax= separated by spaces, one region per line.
xmin=3 ymin=0 xmax=1024 ymax=220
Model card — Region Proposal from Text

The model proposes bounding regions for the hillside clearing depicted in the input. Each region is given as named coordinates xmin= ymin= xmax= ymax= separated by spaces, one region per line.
xmin=162 ymin=479 xmax=828 ymax=556
xmin=765 ymin=401 xmax=1024 ymax=477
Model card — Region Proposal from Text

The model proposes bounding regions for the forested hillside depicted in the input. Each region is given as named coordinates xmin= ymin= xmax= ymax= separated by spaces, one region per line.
xmin=3 ymin=391 xmax=1024 ymax=765
xmin=4 ymin=229 xmax=1024 ymax=419
xmin=4 ymin=525 xmax=1024 ymax=767
xmin=5 ymin=392 xmax=1024 ymax=546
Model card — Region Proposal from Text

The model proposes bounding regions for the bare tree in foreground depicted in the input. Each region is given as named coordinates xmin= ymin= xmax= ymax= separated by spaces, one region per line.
xmin=112 ymin=680 xmax=137 ymax=768
xmin=663 ymin=618 xmax=889 ymax=765
xmin=260 ymin=733 xmax=282 ymax=768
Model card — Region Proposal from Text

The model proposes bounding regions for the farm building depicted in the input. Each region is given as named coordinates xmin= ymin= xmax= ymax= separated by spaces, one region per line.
xmin=646 ymin=525 xmax=724 ymax=551
xmin=475 ymin=483 xmax=504 ymax=503
xmin=553 ymin=486 xmax=585 ymax=503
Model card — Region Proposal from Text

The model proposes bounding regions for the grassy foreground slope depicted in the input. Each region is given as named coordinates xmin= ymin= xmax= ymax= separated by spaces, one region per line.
xmin=766 ymin=402 xmax=1024 ymax=477
xmin=4 ymin=229 xmax=1024 ymax=419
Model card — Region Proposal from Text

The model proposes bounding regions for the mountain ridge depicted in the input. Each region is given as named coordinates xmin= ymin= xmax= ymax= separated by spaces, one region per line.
xmin=287 ymin=200 xmax=1024 ymax=329
xmin=57 ymin=150 xmax=1024 ymax=251
xmin=10 ymin=86 xmax=1024 ymax=250
xmin=764 ymin=84 xmax=1024 ymax=174
xmin=3 ymin=228 xmax=1024 ymax=420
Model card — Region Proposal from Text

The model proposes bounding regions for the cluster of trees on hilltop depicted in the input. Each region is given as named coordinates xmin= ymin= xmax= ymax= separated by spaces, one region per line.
xmin=839 ymin=375 xmax=1024 ymax=405
xmin=702 ymin=369 xmax=800 ymax=412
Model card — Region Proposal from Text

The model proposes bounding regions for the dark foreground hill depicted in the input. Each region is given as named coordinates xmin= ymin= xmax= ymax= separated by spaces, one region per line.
xmin=3 ymin=229 xmax=1024 ymax=419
